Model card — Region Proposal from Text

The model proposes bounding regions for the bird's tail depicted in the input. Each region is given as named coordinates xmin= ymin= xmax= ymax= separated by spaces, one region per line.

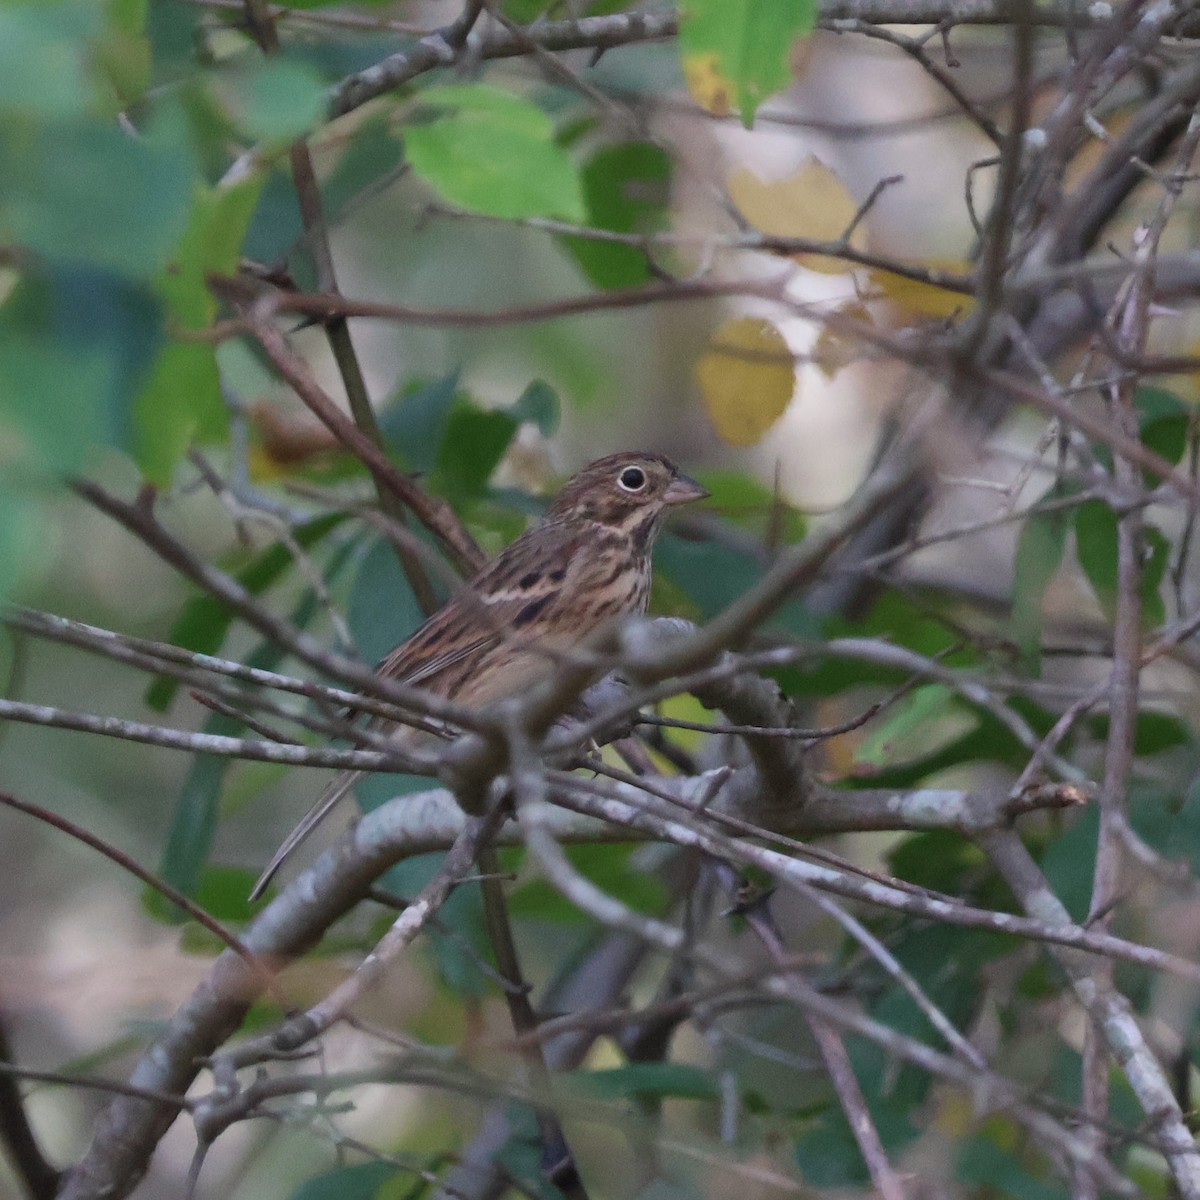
xmin=249 ymin=769 xmax=362 ymax=901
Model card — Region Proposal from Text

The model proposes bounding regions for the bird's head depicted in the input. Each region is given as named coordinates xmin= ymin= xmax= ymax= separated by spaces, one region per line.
xmin=547 ymin=452 xmax=708 ymax=536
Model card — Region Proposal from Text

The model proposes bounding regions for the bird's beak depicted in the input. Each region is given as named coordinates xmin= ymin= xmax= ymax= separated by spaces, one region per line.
xmin=663 ymin=473 xmax=710 ymax=506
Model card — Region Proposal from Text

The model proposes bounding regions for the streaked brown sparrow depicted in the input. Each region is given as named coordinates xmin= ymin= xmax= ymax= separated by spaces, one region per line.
xmin=251 ymin=451 xmax=707 ymax=898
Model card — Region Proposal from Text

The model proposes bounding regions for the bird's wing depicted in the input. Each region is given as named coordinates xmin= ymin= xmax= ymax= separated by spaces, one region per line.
xmin=379 ymin=634 xmax=496 ymax=689
xmin=373 ymin=519 xmax=588 ymax=691
xmin=250 ymin=521 xmax=590 ymax=901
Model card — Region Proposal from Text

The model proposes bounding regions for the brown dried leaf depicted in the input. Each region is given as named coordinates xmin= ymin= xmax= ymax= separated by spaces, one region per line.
xmin=811 ymin=302 xmax=874 ymax=379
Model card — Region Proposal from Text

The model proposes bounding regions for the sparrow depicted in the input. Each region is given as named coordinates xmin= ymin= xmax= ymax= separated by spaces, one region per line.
xmin=251 ymin=451 xmax=707 ymax=899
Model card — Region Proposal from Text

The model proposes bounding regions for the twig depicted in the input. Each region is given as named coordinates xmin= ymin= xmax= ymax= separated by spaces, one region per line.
xmin=68 ymin=481 xmax=493 ymax=732
xmin=216 ymin=807 xmax=504 ymax=1072
xmin=207 ymin=274 xmax=787 ymax=334
xmin=712 ymin=861 xmax=907 ymax=1200
xmin=841 ymin=19 xmax=1004 ymax=145
xmin=6 ymin=608 xmax=417 ymax=731
xmin=547 ymin=771 xmax=1198 ymax=981
xmin=981 ymin=827 xmax=1200 ymax=1199
xmin=0 ymin=697 xmax=421 ymax=773
xmin=238 ymin=318 xmax=485 ymax=577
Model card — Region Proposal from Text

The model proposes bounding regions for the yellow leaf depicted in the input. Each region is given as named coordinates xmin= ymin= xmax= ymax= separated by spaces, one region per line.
xmin=929 ymin=1090 xmax=976 ymax=1139
xmin=681 ymin=51 xmax=733 ymax=117
xmin=696 ymin=317 xmax=794 ymax=447
xmin=869 ymin=261 xmax=975 ymax=318
xmin=728 ymin=159 xmax=865 ymax=275
xmin=247 ymin=445 xmax=288 ymax=483
xmin=810 ymin=699 xmax=850 ymax=776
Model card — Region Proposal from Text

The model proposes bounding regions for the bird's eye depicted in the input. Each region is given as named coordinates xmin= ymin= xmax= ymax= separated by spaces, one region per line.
xmin=618 ymin=466 xmax=647 ymax=492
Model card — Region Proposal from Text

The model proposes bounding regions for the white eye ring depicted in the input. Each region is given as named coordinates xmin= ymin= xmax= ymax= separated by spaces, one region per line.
xmin=618 ymin=466 xmax=647 ymax=492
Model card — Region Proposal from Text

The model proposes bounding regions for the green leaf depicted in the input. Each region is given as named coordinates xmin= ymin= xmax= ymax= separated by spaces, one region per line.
xmin=108 ymin=0 xmax=148 ymax=37
xmin=156 ymin=752 xmax=227 ymax=904
xmin=1088 ymin=709 xmax=1191 ymax=756
xmin=957 ymin=1133 xmax=1062 ymax=1200
xmin=1039 ymin=806 xmax=1097 ymax=923
xmin=242 ymin=165 xmax=304 ymax=266
xmin=1011 ymin=488 xmax=1072 ymax=672
xmin=0 ymin=1 xmax=101 ymax=118
xmin=494 ymin=1107 xmax=581 ymax=1200
xmin=0 ymin=266 xmax=162 ymax=471
xmin=145 ymin=512 xmax=347 ymax=711
xmin=145 ymin=0 xmax=201 ymax=86
xmin=1132 ymin=777 xmax=1200 ymax=876
xmin=347 ymin=534 xmax=431 ymax=665
xmin=0 ymin=331 xmax=109 ymax=476
xmin=501 ymin=0 xmax=552 ymax=20
xmin=887 ymin=830 xmax=989 ymax=899
xmin=774 ymin=588 xmax=977 ymax=702
xmin=858 ymin=589 xmax=975 ymax=662
xmin=562 ymin=141 xmax=671 ymax=289
xmin=1090 ymin=387 xmax=1190 ymax=482
xmin=794 ymin=1086 xmax=916 ymax=1186
xmin=405 ymin=84 xmax=585 ymax=221
xmin=679 ymin=0 xmax=816 ymax=127
xmin=656 ymin=530 xmax=816 ymax=636
xmin=95 ymin=0 xmax=151 ymax=108
xmin=384 ymin=851 xmax=490 ymax=997
xmin=655 ymin=532 xmax=764 ymax=621
xmin=286 ymin=1162 xmax=397 ymax=1200
xmin=874 ymin=923 xmax=1016 ymax=1041
xmin=352 ymin=772 xmax=435 ymax=816
xmin=585 ymin=0 xmax=643 ymax=16
xmin=378 ymin=371 xmax=462 ymax=473
xmin=854 ymin=684 xmax=972 ymax=769
xmin=1074 ymin=500 xmax=1168 ymax=628
xmin=132 ymin=175 xmax=262 ymax=482
xmin=132 ymin=342 xmax=224 ymax=484
xmin=0 ymin=263 xmax=163 ymax=595
xmin=577 ymin=1063 xmax=717 ymax=1101
xmin=511 ymin=379 xmax=561 ymax=436
xmin=432 ymin=405 xmax=518 ymax=498
xmin=1 ymin=119 xmax=193 ymax=279
xmin=161 ymin=176 xmax=264 ymax=326
xmin=1136 ymin=386 xmax=1190 ymax=484
xmin=3 ymin=278 xmax=153 ymax=582
xmin=269 ymin=0 xmax=398 ymax=8
xmin=219 ymin=58 xmax=327 ymax=145
xmin=851 ymin=708 xmax=1038 ymax=790
xmin=190 ymin=864 xmax=263 ymax=920
xmin=414 ymin=82 xmax=549 ymax=125
xmin=321 ymin=113 xmax=406 ymax=221
xmin=143 ymin=864 xmax=262 ymax=925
